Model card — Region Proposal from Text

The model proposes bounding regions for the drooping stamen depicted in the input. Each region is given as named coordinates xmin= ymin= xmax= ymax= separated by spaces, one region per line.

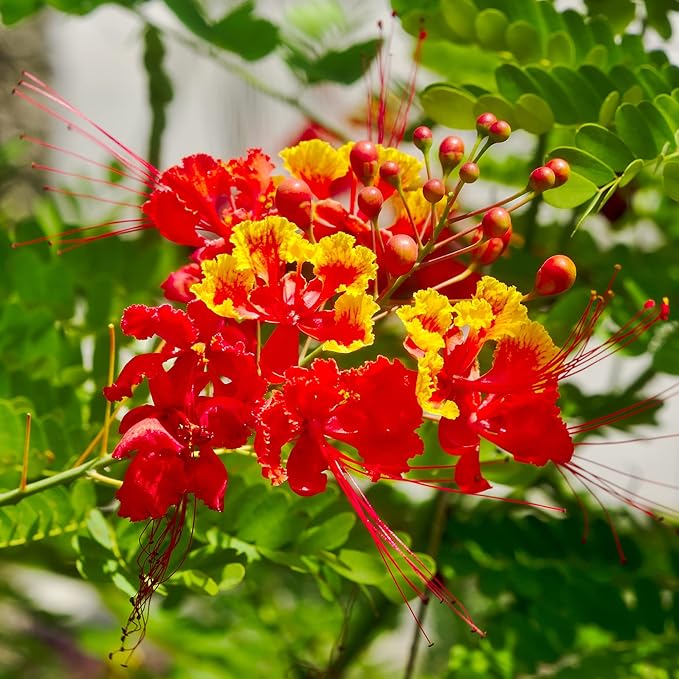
xmin=328 ymin=456 xmax=485 ymax=637
xmin=112 ymin=496 xmax=195 ymax=665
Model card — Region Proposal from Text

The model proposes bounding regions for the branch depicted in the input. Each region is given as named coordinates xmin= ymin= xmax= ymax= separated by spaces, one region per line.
xmin=0 ymin=454 xmax=117 ymax=508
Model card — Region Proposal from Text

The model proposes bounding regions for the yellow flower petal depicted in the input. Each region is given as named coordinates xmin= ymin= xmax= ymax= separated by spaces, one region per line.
xmin=191 ymin=254 xmax=255 ymax=319
xmin=280 ymin=140 xmax=349 ymax=198
xmin=231 ymin=216 xmax=308 ymax=282
xmin=311 ymin=232 xmax=377 ymax=295
xmin=396 ymin=288 xmax=453 ymax=353
xmin=452 ymin=276 xmax=528 ymax=340
xmin=321 ymin=291 xmax=379 ymax=353
xmin=415 ymin=351 xmax=460 ymax=419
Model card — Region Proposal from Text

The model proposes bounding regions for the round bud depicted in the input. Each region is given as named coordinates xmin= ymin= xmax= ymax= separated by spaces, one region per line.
xmin=534 ymin=255 xmax=576 ymax=296
xmin=438 ymin=135 xmax=465 ymax=172
xmin=528 ymin=166 xmax=556 ymax=193
xmin=357 ymin=186 xmax=384 ymax=220
xmin=476 ymin=112 xmax=497 ymax=137
xmin=384 ymin=234 xmax=419 ymax=276
xmin=413 ymin=126 xmax=433 ymax=152
xmin=423 ymin=178 xmax=445 ymax=203
xmin=475 ymin=237 xmax=505 ymax=265
xmin=459 ymin=162 xmax=480 ymax=184
xmin=546 ymin=158 xmax=570 ymax=187
xmin=350 ymin=140 xmax=378 ymax=184
xmin=488 ymin=120 xmax=511 ymax=144
xmin=379 ymin=160 xmax=401 ymax=188
xmin=275 ymin=177 xmax=312 ymax=228
xmin=481 ymin=207 xmax=512 ymax=239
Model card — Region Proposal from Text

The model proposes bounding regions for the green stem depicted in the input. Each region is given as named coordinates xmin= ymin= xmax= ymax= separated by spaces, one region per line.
xmin=523 ymin=134 xmax=547 ymax=253
xmin=0 ymin=454 xmax=116 ymax=507
xmin=136 ymin=12 xmax=352 ymax=143
xmin=403 ymin=493 xmax=450 ymax=679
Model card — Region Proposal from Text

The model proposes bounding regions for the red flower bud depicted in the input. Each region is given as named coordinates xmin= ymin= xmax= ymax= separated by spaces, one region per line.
xmin=350 ymin=141 xmax=379 ymax=184
xmin=275 ymin=178 xmax=312 ymax=228
xmin=357 ymin=186 xmax=384 ymax=219
xmin=534 ymin=255 xmax=577 ymax=296
xmin=546 ymin=158 xmax=570 ymax=187
xmin=384 ymin=234 xmax=418 ymax=276
xmin=423 ymin=178 xmax=445 ymax=203
xmin=488 ymin=120 xmax=511 ymax=144
xmin=438 ymin=135 xmax=465 ymax=173
xmin=481 ymin=207 xmax=512 ymax=239
xmin=474 ymin=237 xmax=505 ymax=265
xmin=459 ymin=162 xmax=480 ymax=184
xmin=379 ymin=161 xmax=401 ymax=188
xmin=413 ymin=125 xmax=433 ymax=152
xmin=529 ymin=166 xmax=556 ymax=193
xmin=476 ymin=112 xmax=497 ymax=137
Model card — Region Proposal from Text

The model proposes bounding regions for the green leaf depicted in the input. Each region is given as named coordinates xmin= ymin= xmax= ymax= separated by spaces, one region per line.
xmin=219 ymin=562 xmax=246 ymax=591
xmin=474 ymin=8 xmax=508 ymax=50
xmin=298 ymin=40 xmax=380 ymax=85
xmin=297 ymin=512 xmax=356 ymax=553
xmin=547 ymin=147 xmax=616 ymax=185
xmin=542 ymin=172 xmax=598 ymax=208
xmin=505 ymin=20 xmax=542 ymax=64
xmin=637 ymin=100 xmax=675 ymax=153
xmin=546 ymin=31 xmax=575 ymax=65
xmin=420 ymin=83 xmax=477 ymax=129
xmin=575 ymin=124 xmax=635 ymax=172
xmin=326 ymin=548 xmax=386 ymax=585
xmin=171 ymin=569 xmax=220 ymax=596
xmin=211 ymin=1 xmax=279 ymax=60
xmin=86 ymin=509 xmax=115 ymax=552
xmin=496 ymin=63 xmax=541 ymax=101
xmin=615 ymin=103 xmax=660 ymax=158
xmin=653 ymin=93 xmax=679 ymax=130
xmin=473 ymin=94 xmax=516 ymax=129
xmin=662 ymin=160 xmax=679 ymax=200
xmin=584 ymin=0 xmax=635 ymax=33
xmin=619 ymin=158 xmax=643 ymax=187
xmin=440 ymin=0 xmax=477 ymax=41
xmin=525 ymin=67 xmax=579 ymax=124
xmin=0 ymin=0 xmax=42 ymax=24
xmin=598 ymin=90 xmax=620 ymax=126
xmin=514 ymin=93 xmax=553 ymax=134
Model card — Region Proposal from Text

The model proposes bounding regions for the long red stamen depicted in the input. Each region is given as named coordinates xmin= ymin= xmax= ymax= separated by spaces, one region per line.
xmin=328 ymin=455 xmax=485 ymax=637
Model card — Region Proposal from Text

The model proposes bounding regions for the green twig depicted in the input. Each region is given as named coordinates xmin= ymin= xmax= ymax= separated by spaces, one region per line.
xmin=0 ymin=454 xmax=116 ymax=508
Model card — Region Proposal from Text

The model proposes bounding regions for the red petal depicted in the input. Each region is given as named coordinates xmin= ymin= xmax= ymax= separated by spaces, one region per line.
xmin=111 ymin=416 xmax=184 ymax=460
xmin=286 ymin=432 xmax=328 ymax=496
xmin=186 ymin=446 xmax=228 ymax=511
xmin=116 ymin=450 xmax=186 ymax=521
xmin=454 ymin=449 xmax=491 ymax=494
xmin=260 ymin=324 xmax=300 ymax=382
xmin=104 ymin=353 xmax=164 ymax=401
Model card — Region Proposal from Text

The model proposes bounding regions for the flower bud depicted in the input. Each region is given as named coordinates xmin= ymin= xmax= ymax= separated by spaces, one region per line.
xmin=546 ymin=158 xmax=570 ymax=187
xmin=423 ymin=178 xmax=445 ymax=203
xmin=481 ymin=207 xmax=512 ymax=239
xmin=534 ymin=255 xmax=576 ymax=296
xmin=413 ymin=126 xmax=433 ymax=152
xmin=488 ymin=120 xmax=511 ymax=144
xmin=529 ymin=166 xmax=556 ymax=193
xmin=379 ymin=161 xmax=401 ymax=188
xmin=438 ymin=135 xmax=465 ymax=173
xmin=350 ymin=141 xmax=378 ymax=184
xmin=357 ymin=186 xmax=384 ymax=219
xmin=459 ymin=162 xmax=480 ymax=184
xmin=474 ymin=237 xmax=505 ymax=265
xmin=384 ymin=234 xmax=418 ymax=276
xmin=476 ymin=112 xmax=497 ymax=137
xmin=275 ymin=178 xmax=312 ymax=228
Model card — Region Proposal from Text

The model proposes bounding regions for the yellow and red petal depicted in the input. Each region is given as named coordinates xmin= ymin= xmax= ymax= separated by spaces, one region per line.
xmin=396 ymin=288 xmax=453 ymax=354
xmin=230 ymin=216 xmax=311 ymax=283
xmin=463 ymin=276 xmax=528 ymax=340
xmin=311 ymin=232 xmax=377 ymax=296
xmin=479 ymin=320 xmax=559 ymax=390
xmin=191 ymin=254 xmax=255 ymax=319
xmin=414 ymin=350 xmax=460 ymax=419
xmin=280 ymin=140 xmax=350 ymax=199
xmin=319 ymin=291 xmax=379 ymax=353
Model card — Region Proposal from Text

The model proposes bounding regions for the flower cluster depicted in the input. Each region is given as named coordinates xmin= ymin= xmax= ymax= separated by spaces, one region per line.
xmin=14 ymin=72 xmax=672 ymax=653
